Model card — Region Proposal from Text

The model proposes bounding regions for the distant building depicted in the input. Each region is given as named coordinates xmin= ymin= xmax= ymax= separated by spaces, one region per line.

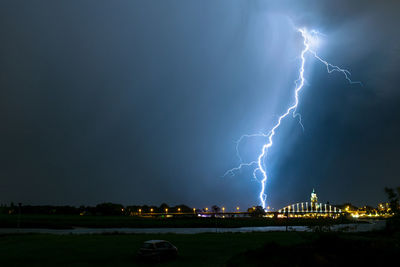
xmin=311 ymin=189 xmax=318 ymax=210
xmin=378 ymin=203 xmax=391 ymax=213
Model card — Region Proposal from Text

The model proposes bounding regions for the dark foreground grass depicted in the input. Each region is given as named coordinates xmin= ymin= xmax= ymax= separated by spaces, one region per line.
xmin=227 ymin=232 xmax=400 ymax=266
xmin=0 ymin=232 xmax=310 ymax=266
xmin=1 ymin=231 xmax=397 ymax=267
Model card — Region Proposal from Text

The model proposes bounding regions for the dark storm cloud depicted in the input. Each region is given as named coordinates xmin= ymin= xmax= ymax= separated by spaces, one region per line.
xmin=0 ymin=1 xmax=399 ymax=209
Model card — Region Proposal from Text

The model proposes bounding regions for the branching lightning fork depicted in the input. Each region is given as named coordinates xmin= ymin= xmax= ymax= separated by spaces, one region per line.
xmin=225 ymin=28 xmax=361 ymax=209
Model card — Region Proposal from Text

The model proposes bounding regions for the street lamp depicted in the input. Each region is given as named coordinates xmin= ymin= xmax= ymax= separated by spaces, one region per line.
xmin=178 ymin=208 xmax=181 ymax=212
xmin=165 ymin=208 xmax=168 ymax=213
xmin=222 ymin=207 xmax=225 ymax=213
xmin=236 ymin=206 xmax=240 ymax=212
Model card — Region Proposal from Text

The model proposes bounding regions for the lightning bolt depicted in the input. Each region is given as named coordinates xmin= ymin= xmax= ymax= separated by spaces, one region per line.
xmin=225 ymin=28 xmax=361 ymax=209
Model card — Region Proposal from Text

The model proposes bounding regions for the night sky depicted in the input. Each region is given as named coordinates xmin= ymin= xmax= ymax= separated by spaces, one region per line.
xmin=1 ymin=1 xmax=399 ymax=210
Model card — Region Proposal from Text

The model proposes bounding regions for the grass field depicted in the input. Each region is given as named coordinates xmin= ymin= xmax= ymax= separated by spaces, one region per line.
xmin=1 ymin=231 xmax=397 ymax=267
xmin=0 ymin=232 xmax=311 ymax=266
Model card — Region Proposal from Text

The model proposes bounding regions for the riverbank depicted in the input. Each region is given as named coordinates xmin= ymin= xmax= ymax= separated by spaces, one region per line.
xmin=0 ymin=214 xmax=359 ymax=229
xmin=0 ymin=220 xmax=386 ymax=234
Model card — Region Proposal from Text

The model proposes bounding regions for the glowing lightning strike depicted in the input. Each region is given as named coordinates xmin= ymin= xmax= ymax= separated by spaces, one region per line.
xmin=225 ymin=28 xmax=361 ymax=209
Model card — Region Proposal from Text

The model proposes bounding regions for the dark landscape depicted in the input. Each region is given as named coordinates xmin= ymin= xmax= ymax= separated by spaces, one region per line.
xmin=1 ymin=227 xmax=400 ymax=266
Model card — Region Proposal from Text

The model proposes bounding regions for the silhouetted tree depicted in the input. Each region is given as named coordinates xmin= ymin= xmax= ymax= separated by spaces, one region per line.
xmin=212 ymin=205 xmax=221 ymax=213
xmin=173 ymin=204 xmax=192 ymax=213
xmin=385 ymin=186 xmax=400 ymax=233
xmin=95 ymin=203 xmax=124 ymax=216
xmin=141 ymin=205 xmax=149 ymax=213
xmin=396 ymin=187 xmax=400 ymax=208
xmin=159 ymin=203 xmax=169 ymax=212
xmin=384 ymin=187 xmax=399 ymax=214
xmin=249 ymin=206 xmax=266 ymax=217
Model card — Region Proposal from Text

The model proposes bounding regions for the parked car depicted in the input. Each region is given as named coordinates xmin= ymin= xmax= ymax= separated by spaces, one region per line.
xmin=137 ymin=240 xmax=178 ymax=261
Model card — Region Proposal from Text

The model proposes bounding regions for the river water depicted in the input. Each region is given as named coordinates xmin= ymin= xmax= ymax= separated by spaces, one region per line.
xmin=0 ymin=220 xmax=385 ymax=235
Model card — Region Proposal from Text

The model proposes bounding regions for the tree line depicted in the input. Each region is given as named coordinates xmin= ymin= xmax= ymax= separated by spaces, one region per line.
xmin=2 ymin=186 xmax=398 ymax=216
xmin=0 ymin=203 xmax=195 ymax=216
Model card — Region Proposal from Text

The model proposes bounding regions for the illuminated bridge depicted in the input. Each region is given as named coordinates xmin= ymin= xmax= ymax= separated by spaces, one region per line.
xmin=278 ymin=202 xmax=342 ymax=215
xmin=277 ymin=189 xmax=342 ymax=217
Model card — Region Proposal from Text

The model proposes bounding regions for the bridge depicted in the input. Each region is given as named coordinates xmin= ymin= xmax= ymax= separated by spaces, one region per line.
xmin=278 ymin=202 xmax=342 ymax=217
xmin=277 ymin=189 xmax=343 ymax=217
